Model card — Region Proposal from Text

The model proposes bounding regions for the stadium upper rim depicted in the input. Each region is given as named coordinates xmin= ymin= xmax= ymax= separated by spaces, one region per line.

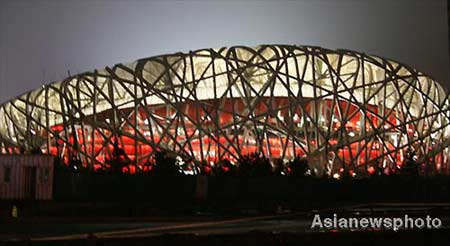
xmin=0 ymin=44 xmax=448 ymax=106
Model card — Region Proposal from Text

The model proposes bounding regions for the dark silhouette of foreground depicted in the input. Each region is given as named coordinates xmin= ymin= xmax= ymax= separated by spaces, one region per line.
xmin=46 ymin=149 xmax=450 ymax=216
xmin=3 ymin=228 xmax=449 ymax=246
xmin=47 ymin=171 xmax=450 ymax=218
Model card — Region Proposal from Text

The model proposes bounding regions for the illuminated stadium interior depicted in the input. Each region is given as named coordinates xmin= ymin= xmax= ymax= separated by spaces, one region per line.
xmin=0 ymin=45 xmax=449 ymax=176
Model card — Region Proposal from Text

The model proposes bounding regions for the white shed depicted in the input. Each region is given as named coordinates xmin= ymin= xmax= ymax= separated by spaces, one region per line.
xmin=0 ymin=155 xmax=54 ymax=200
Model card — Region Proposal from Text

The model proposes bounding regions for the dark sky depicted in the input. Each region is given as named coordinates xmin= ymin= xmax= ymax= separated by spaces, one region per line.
xmin=0 ymin=0 xmax=448 ymax=103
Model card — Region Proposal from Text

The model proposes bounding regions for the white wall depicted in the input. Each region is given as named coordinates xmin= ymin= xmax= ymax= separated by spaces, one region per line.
xmin=0 ymin=0 xmax=448 ymax=103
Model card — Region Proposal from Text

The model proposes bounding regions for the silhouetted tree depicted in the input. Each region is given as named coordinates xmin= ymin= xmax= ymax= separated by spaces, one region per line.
xmin=142 ymin=160 xmax=154 ymax=174
xmin=107 ymin=140 xmax=131 ymax=175
xmin=252 ymin=155 xmax=273 ymax=176
xmin=199 ymin=160 xmax=213 ymax=176
xmin=237 ymin=154 xmax=254 ymax=176
xmin=421 ymin=147 xmax=436 ymax=176
xmin=214 ymin=159 xmax=236 ymax=176
xmin=68 ymin=155 xmax=82 ymax=171
xmin=273 ymin=159 xmax=287 ymax=176
xmin=289 ymin=156 xmax=310 ymax=177
xmin=401 ymin=146 xmax=418 ymax=176
xmin=152 ymin=150 xmax=180 ymax=176
xmin=30 ymin=147 xmax=43 ymax=155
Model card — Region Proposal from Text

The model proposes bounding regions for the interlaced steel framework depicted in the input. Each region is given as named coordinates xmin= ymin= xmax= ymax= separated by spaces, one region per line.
xmin=1 ymin=44 xmax=450 ymax=175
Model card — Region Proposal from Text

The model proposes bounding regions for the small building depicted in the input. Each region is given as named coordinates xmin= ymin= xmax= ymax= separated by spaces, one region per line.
xmin=0 ymin=155 xmax=54 ymax=200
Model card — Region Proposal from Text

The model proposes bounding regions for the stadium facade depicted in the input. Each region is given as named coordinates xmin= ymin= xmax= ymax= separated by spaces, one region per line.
xmin=0 ymin=45 xmax=449 ymax=176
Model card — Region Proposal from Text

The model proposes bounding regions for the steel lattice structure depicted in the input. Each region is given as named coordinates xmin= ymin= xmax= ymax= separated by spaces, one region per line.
xmin=1 ymin=44 xmax=450 ymax=175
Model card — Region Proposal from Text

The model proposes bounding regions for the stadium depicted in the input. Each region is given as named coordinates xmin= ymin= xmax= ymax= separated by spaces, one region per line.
xmin=0 ymin=44 xmax=449 ymax=176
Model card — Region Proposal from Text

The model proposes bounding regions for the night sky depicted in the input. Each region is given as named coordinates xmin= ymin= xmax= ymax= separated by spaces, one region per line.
xmin=0 ymin=0 xmax=448 ymax=103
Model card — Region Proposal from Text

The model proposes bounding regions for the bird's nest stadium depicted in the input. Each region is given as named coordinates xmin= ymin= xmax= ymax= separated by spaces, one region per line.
xmin=0 ymin=44 xmax=449 ymax=176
